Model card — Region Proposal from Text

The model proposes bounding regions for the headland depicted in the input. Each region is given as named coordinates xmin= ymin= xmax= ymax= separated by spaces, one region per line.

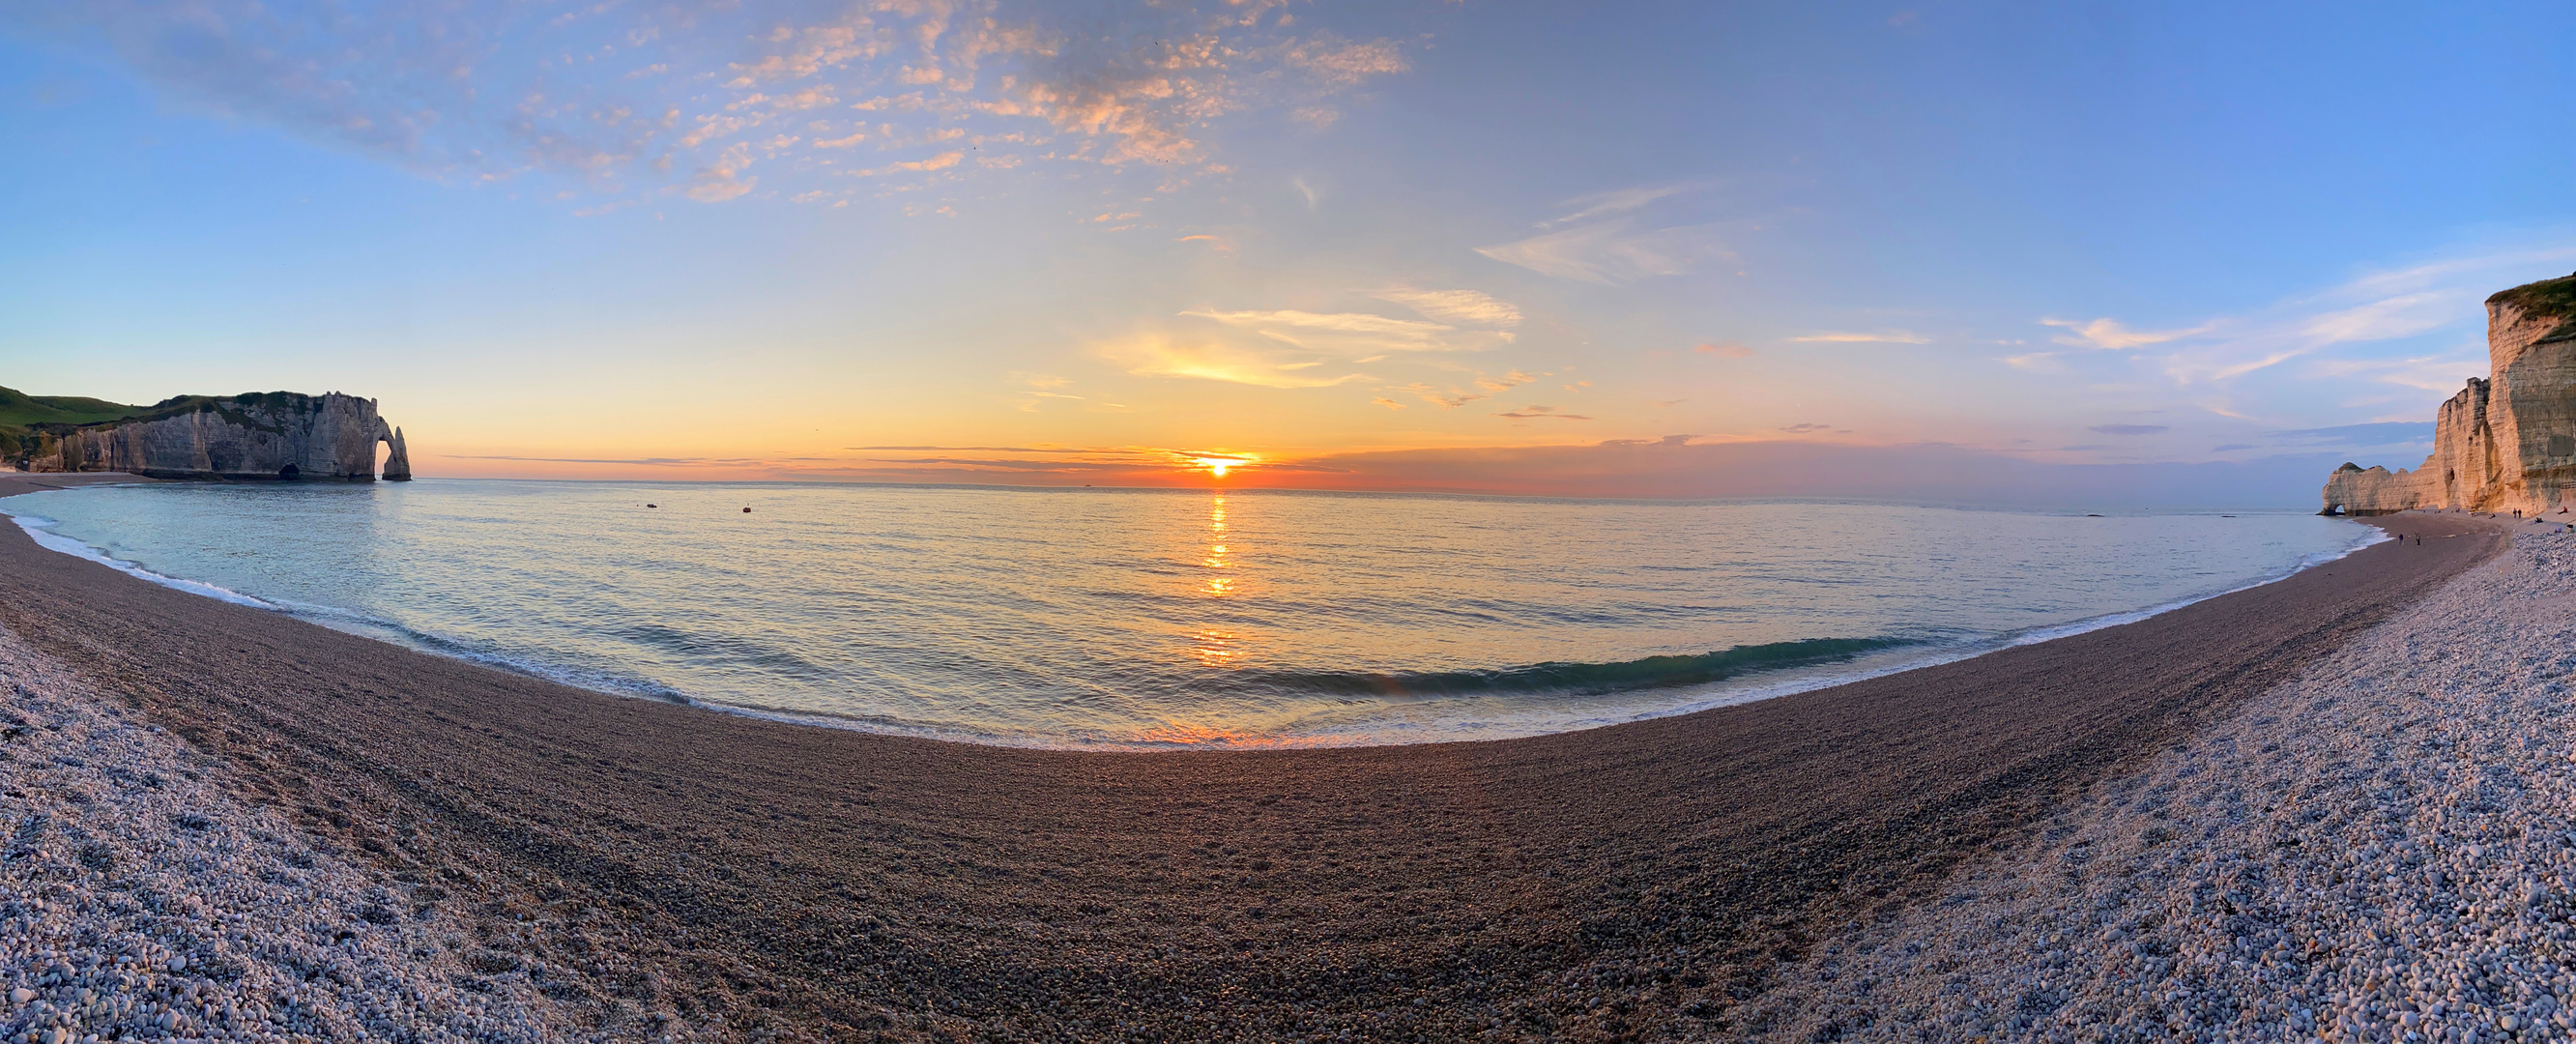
xmin=2323 ymin=271 xmax=2576 ymax=515
xmin=2 ymin=389 xmax=410 ymax=481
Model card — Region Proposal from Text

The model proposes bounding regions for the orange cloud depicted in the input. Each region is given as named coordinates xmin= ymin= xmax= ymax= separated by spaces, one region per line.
xmin=858 ymin=150 xmax=962 ymax=176
xmin=1096 ymin=334 xmax=1369 ymax=389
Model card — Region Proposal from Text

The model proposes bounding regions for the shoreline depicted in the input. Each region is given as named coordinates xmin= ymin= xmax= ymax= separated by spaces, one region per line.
xmin=0 ymin=476 xmax=2390 ymax=752
xmin=1739 ymin=522 xmax=2576 ymax=1039
xmin=0 ymin=471 xmax=2514 ymax=1041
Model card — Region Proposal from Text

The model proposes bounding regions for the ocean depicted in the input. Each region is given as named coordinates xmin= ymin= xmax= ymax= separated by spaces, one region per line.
xmin=0 ymin=479 xmax=2378 ymax=748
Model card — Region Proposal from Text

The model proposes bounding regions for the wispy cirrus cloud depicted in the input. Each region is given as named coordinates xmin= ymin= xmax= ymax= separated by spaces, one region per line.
xmin=1963 ymin=245 xmax=2572 ymax=466
xmin=1997 ymin=351 xmax=2067 ymax=373
xmin=1536 ymin=184 xmax=1696 ymax=228
xmin=1497 ymin=405 xmax=1590 ymax=420
xmin=1368 ymin=288 xmax=1522 ymax=328
xmin=1107 ymin=294 xmax=1526 ymax=392
xmin=1397 ymin=369 xmax=1535 ymax=408
xmin=3 ymin=0 xmax=1412 ymax=208
xmin=1476 ymin=182 xmax=1729 ymax=283
xmin=2307 ymin=351 xmax=2487 ymax=392
xmin=1180 ymin=308 xmax=1470 ymax=354
xmin=2041 ymin=317 xmax=2214 ymax=350
xmin=853 ymin=151 xmax=965 ymax=178
xmin=1095 ymin=334 xmax=1369 ymax=389
xmin=1476 ymin=220 xmax=1724 ymax=284
xmin=1789 ymin=330 xmax=1930 ymax=344
xmin=2159 ymin=293 xmax=2485 ymax=387
xmin=2051 ymin=246 xmax=2576 ymax=390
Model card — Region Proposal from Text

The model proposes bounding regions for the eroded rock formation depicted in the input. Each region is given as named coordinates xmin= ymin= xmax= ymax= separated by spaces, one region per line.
xmin=383 ymin=426 xmax=412 ymax=481
xmin=2322 ymin=272 xmax=2576 ymax=514
xmin=14 ymin=392 xmax=413 ymax=481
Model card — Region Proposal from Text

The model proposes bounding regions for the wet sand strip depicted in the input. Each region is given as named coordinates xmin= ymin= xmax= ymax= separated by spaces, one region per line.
xmin=0 ymin=476 xmax=2509 ymax=1041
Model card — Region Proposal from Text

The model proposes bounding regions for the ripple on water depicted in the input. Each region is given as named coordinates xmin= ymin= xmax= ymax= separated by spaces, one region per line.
xmin=0 ymin=481 xmax=2379 ymax=748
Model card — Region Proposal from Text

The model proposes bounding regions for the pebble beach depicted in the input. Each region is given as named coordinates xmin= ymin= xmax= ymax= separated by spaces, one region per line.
xmin=0 ymin=616 xmax=590 ymax=1043
xmin=0 ymin=480 xmax=2528 ymax=1041
xmin=1743 ymin=521 xmax=2576 ymax=1042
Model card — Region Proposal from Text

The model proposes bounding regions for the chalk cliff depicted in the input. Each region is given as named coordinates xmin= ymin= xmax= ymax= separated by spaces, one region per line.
xmin=13 ymin=392 xmax=413 ymax=481
xmin=2322 ymin=272 xmax=2576 ymax=515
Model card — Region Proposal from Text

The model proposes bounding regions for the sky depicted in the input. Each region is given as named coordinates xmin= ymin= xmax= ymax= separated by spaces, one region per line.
xmin=3 ymin=0 xmax=2573 ymax=501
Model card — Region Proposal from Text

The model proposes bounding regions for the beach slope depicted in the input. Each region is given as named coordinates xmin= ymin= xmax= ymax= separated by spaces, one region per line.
xmin=0 ymin=478 xmax=2508 ymax=1040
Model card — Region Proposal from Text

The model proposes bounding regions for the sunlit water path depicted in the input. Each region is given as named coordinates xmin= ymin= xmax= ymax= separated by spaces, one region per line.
xmin=1 ymin=480 xmax=2376 ymax=748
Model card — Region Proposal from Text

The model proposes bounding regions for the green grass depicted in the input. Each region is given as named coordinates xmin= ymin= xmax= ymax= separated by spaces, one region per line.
xmin=2489 ymin=271 xmax=2576 ymax=345
xmin=1 ymin=390 xmax=330 ymax=461
xmin=0 ymin=386 xmax=147 ymax=428
xmin=2489 ymin=271 xmax=2576 ymax=321
xmin=0 ymin=386 xmax=153 ymax=459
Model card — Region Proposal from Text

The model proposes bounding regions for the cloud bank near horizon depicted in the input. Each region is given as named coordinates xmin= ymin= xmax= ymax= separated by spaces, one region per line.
xmin=426 ymin=438 xmax=2357 ymax=508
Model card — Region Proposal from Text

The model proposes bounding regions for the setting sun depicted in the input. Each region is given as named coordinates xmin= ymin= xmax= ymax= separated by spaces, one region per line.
xmin=8 ymin=0 xmax=2560 ymax=1036
xmin=1191 ymin=454 xmax=1250 ymax=478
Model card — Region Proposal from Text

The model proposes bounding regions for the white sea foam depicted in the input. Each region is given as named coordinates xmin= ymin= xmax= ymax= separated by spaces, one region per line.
xmin=1411 ymin=523 xmax=2398 ymax=743
xmin=4 ymin=510 xmax=277 ymax=609
xmin=2000 ymin=524 xmax=2389 ymax=650
xmin=716 ymin=518 xmax=2387 ymax=748
xmin=0 ymin=482 xmax=2398 ymax=750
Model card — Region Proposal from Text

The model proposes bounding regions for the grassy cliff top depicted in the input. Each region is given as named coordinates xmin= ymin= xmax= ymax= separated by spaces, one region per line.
xmin=11 ymin=392 xmax=325 ymax=429
xmin=1 ymin=391 xmax=338 ymax=458
xmin=74 ymin=392 xmax=326 ymax=436
xmin=0 ymin=386 xmax=146 ymax=428
xmin=2489 ymin=271 xmax=2576 ymax=321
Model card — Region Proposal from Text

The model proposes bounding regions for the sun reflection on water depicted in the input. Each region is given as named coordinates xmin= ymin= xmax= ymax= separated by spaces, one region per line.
xmin=1190 ymin=628 xmax=1241 ymax=666
xmin=8 ymin=482 xmax=2375 ymax=749
xmin=1199 ymin=496 xmax=1233 ymax=596
xmin=1189 ymin=495 xmax=1248 ymax=663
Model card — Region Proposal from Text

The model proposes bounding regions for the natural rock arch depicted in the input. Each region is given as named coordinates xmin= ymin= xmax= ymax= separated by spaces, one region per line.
xmin=378 ymin=424 xmax=413 ymax=481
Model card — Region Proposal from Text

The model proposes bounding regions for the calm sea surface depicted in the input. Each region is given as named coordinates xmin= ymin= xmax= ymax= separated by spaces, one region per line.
xmin=0 ymin=480 xmax=2377 ymax=748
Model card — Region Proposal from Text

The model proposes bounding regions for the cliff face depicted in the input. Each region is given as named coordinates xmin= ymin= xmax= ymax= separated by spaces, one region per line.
xmin=14 ymin=392 xmax=414 ymax=481
xmin=2322 ymin=272 xmax=2576 ymax=515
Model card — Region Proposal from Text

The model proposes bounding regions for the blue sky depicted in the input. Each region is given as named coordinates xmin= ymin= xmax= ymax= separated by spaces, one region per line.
xmin=2 ymin=0 xmax=2571 ymax=493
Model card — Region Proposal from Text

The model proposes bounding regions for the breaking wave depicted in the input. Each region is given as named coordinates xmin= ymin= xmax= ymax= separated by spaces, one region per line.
xmin=1242 ymin=637 xmax=1921 ymax=699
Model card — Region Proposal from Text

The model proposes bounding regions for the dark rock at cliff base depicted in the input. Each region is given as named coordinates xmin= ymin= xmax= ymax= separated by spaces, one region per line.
xmin=11 ymin=392 xmax=412 ymax=481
